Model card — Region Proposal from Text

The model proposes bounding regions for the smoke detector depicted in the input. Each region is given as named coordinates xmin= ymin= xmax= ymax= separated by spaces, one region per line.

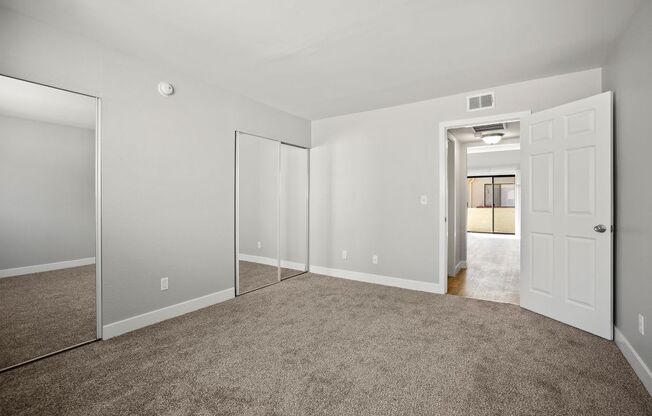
xmin=158 ymin=81 xmax=174 ymax=97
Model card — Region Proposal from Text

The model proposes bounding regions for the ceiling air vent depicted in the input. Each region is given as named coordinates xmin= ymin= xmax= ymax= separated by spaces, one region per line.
xmin=467 ymin=92 xmax=494 ymax=112
xmin=472 ymin=123 xmax=505 ymax=133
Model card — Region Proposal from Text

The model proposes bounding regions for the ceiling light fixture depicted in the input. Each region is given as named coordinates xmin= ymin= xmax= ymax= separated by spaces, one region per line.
xmin=481 ymin=133 xmax=504 ymax=145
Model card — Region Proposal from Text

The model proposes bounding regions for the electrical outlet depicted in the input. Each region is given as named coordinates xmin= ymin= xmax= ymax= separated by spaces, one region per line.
xmin=160 ymin=277 xmax=168 ymax=291
xmin=341 ymin=250 xmax=348 ymax=260
xmin=372 ymin=254 xmax=379 ymax=264
xmin=639 ymin=314 xmax=645 ymax=335
xmin=257 ymin=241 xmax=262 ymax=249
xmin=420 ymin=195 xmax=428 ymax=205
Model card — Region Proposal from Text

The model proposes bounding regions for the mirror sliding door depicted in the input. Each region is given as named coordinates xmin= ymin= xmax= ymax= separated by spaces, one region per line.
xmin=280 ymin=144 xmax=309 ymax=280
xmin=235 ymin=133 xmax=309 ymax=295
xmin=236 ymin=133 xmax=280 ymax=294
xmin=0 ymin=75 xmax=100 ymax=372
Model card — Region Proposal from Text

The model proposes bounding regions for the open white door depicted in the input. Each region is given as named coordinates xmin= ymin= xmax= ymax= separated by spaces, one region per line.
xmin=520 ymin=92 xmax=613 ymax=339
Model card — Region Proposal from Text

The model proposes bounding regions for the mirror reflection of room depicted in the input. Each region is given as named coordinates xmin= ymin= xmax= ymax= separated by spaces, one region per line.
xmin=236 ymin=133 xmax=309 ymax=295
xmin=237 ymin=133 xmax=280 ymax=293
xmin=279 ymin=144 xmax=308 ymax=280
xmin=0 ymin=75 xmax=98 ymax=371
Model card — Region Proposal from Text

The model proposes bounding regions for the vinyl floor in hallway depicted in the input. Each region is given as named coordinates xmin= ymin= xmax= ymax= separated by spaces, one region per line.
xmin=448 ymin=233 xmax=520 ymax=304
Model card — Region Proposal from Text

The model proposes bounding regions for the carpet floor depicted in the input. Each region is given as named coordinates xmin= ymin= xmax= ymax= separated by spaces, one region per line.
xmin=0 ymin=273 xmax=650 ymax=415
xmin=238 ymin=261 xmax=304 ymax=294
xmin=0 ymin=265 xmax=96 ymax=369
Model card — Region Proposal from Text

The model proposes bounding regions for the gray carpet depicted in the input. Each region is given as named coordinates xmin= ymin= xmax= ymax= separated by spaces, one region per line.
xmin=0 ymin=273 xmax=650 ymax=415
xmin=0 ymin=265 xmax=96 ymax=369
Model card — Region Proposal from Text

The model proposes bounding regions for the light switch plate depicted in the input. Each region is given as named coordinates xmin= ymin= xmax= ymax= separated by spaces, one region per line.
xmin=161 ymin=277 xmax=169 ymax=291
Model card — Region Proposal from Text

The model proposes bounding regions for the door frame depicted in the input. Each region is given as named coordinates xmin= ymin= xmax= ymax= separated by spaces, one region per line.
xmin=438 ymin=110 xmax=531 ymax=294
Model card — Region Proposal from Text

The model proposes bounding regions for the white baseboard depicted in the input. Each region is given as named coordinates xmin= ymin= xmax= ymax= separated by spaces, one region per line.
xmin=615 ymin=327 xmax=652 ymax=395
xmin=102 ymin=287 xmax=235 ymax=340
xmin=309 ymin=265 xmax=444 ymax=294
xmin=452 ymin=260 xmax=467 ymax=276
xmin=0 ymin=257 xmax=96 ymax=279
xmin=238 ymin=253 xmax=307 ymax=271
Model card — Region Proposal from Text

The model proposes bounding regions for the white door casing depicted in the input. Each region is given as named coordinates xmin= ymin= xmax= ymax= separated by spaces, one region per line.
xmin=520 ymin=92 xmax=613 ymax=339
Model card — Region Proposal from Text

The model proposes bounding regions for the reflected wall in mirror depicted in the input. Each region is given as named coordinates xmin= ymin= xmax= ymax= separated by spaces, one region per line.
xmin=0 ymin=75 xmax=98 ymax=371
xmin=236 ymin=133 xmax=309 ymax=295
xmin=280 ymin=144 xmax=309 ymax=279
xmin=237 ymin=133 xmax=280 ymax=294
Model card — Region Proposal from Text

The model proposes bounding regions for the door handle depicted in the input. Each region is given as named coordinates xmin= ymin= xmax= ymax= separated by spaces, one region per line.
xmin=593 ymin=224 xmax=607 ymax=233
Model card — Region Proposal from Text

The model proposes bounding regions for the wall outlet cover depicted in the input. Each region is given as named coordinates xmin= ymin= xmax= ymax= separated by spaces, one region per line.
xmin=639 ymin=314 xmax=645 ymax=335
xmin=341 ymin=250 xmax=348 ymax=260
xmin=372 ymin=255 xmax=379 ymax=264
xmin=160 ymin=277 xmax=169 ymax=291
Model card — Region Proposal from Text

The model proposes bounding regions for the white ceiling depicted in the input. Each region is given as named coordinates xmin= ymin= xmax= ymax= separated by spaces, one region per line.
xmin=0 ymin=0 xmax=641 ymax=120
xmin=450 ymin=121 xmax=520 ymax=144
xmin=0 ymin=75 xmax=95 ymax=129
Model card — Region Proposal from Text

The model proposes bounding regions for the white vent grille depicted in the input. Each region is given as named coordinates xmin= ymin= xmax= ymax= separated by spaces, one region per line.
xmin=467 ymin=92 xmax=494 ymax=111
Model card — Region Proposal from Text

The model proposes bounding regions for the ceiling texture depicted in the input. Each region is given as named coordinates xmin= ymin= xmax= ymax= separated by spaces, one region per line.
xmin=0 ymin=0 xmax=642 ymax=119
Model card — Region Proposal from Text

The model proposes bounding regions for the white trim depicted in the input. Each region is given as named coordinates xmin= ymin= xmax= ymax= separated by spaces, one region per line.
xmin=239 ymin=253 xmax=307 ymax=271
xmin=0 ymin=257 xmax=96 ymax=279
xmin=466 ymin=143 xmax=520 ymax=154
xmin=615 ymin=327 xmax=652 ymax=395
xmin=102 ymin=288 xmax=235 ymax=339
xmin=234 ymin=132 xmax=240 ymax=295
xmin=310 ymin=265 xmax=444 ymax=294
xmin=95 ymin=97 xmax=103 ymax=339
xmin=452 ymin=260 xmax=466 ymax=276
xmin=438 ymin=110 xmax=531 ymax=296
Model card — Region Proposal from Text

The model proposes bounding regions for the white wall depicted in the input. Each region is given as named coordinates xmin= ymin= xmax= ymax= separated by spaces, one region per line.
xmin=311 ymin=69 xmax=602 ymax=285
xmin=0 ymin=114 xmax=95 ymax=271
xmin=602 ymin=0 xmax=652 ymax=376
xmin=0 ymin=8 xmax=310 ymax=325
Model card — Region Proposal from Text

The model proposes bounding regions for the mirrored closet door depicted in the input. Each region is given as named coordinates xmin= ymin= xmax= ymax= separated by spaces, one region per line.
xmin=0 ymin=75 xmax=100 ymax=371
xmin=279 ymin=144 xmax=309 ymax=279
xmin=235 ymin=133 xmax=309 ymax=295
xmin=236 ymin=133 xmax=280 ymax=294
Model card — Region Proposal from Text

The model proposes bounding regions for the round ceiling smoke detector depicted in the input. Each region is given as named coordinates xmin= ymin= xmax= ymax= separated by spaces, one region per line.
xmin=158 ymin=81 xmax=174 ymax=97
